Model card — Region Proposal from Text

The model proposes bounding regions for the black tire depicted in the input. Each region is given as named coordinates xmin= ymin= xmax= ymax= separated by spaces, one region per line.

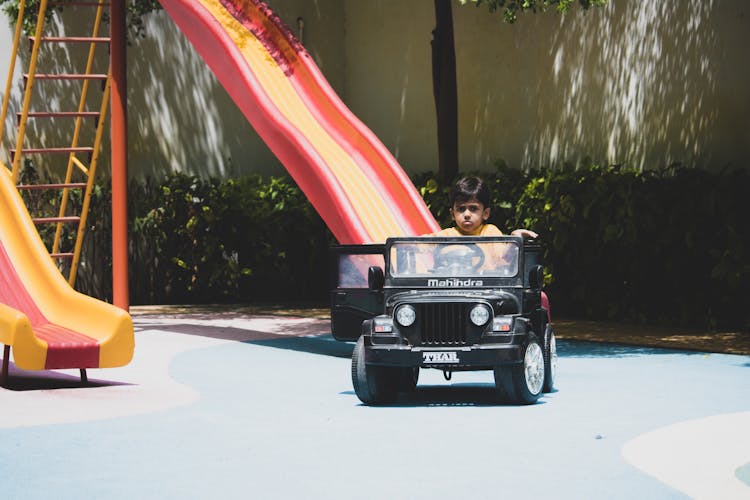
xmin=493 ymin=364 xmax=515 ymax=403
xmin=392 ymin=366 xmax=419 ymax=393
xmin=494 ymin=337 xmax=544 ymax=405
xmin=542 ymin=324 xmax=557 ymax=393
xmin=351 ymin=336 xmax=396 ymax=405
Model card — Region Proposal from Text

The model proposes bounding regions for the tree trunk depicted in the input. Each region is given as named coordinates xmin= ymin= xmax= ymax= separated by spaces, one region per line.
xmin=432 ymin=0 xmax=459 ymax=183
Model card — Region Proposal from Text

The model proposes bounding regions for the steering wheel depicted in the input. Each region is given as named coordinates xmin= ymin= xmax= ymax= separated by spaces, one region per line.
xmin=433 ymin=243 xmax=485 ymax=273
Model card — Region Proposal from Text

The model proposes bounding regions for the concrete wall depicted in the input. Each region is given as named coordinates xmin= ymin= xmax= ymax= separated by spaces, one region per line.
xmin=2 ymin=0 xmax=748 ymax=179
xmin=123 ymin=0 xmax=346 ymax=178
xmin=0 ymin=0 xmax=346 ymax=179
xmin=346 ymin=0 xmax=750 ymax=173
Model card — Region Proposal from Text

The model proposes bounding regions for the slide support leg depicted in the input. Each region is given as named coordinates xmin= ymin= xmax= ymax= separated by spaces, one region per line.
xmin=2 ymin=345 xmax=9 ymax=386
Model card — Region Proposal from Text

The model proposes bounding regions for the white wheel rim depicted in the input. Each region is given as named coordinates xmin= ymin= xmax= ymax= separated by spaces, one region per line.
xmin=524 ymin=342 xmax=544 ymax=395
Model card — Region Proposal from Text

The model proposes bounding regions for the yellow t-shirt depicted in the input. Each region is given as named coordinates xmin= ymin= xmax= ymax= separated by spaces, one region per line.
xmin=433 ymin=223 xmax=504 ymax=237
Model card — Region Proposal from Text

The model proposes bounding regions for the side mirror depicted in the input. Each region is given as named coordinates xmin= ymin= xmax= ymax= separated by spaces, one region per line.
xmin=529 ymin=265 xmax=544 ymax=290
xmin=368 ymin=266 xmax=384 ymax=291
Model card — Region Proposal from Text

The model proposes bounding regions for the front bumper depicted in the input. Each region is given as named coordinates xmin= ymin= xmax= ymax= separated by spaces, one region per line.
xmin=364 ymin=338 xmax=524 ymax=369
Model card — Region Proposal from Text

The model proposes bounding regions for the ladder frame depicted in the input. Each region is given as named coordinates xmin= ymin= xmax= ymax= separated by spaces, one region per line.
xmin=1 ymin=0 xmax=111 ymax=287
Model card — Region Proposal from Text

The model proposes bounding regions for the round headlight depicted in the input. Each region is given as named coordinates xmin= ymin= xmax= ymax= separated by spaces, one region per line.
xmin=395 ymin=305 xmax=416 ymax=327
xmin=469 ymin=305 xmax=490 ymax=326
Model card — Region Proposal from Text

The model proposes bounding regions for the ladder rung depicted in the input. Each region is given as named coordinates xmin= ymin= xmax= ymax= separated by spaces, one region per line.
xmin=33 ymin=216 xmax=80 ymax=225
xmin=50 ymin=253 xmax=75 ymax=259
xmin=11 ymin=147 xmax=94 ymax=156
xmin=49 ymin=2 xmax=110 ymax=6
xmin=25 ymin=73 xmax=108 ymax=81
xmin=17 ymin=183 xmax=87 ymax=191
xmin=30 ymin=36 xmax=110 ymax=44
xmin=17 ymin=111 xmax=100 ymax=124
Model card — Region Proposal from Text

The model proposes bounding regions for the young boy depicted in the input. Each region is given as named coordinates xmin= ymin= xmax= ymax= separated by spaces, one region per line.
xmin=434 ymin=176 xmax=538 ymax=238
xmin=433 ymin=176 xmax=550 ymax=318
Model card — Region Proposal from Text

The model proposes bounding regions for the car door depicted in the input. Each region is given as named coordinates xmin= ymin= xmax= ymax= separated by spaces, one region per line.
xmin=330 ymin=244 xmax=385 ymax=341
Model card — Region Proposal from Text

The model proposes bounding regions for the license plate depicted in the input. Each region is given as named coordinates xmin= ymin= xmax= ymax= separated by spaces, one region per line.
xmin=422 ymin=351 xmax=459 ymax=364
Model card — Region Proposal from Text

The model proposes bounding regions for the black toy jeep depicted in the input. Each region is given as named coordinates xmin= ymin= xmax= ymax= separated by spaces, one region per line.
xmin=331 ymin=236 xmax=557 ymax=405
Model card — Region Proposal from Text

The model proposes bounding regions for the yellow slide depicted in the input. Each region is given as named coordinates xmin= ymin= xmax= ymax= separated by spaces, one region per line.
xmin=0 ymin=164 xmax=133 ymax=380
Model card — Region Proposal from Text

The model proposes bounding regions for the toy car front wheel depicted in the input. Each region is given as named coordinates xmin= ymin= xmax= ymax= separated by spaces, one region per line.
xmin=351 ymin=336 xmax=397 ymax=405
xmin=393 ymin=366 xmax=419 ymax=393
xmin=494 ymin=337 xmax=545 ymax=405
xmin=543 ymin=324 xmax=557 ymax=393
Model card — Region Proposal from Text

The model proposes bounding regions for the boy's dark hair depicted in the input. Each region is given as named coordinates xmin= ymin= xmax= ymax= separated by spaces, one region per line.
xmin=449 ymin=176 xmax=491 ymax=208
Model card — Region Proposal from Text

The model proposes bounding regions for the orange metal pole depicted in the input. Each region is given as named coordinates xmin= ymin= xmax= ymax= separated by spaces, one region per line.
xmin=110 ymin=0 xmax=129 ymax=310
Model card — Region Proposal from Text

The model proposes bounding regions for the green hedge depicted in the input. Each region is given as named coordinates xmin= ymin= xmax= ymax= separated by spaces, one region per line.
xmin=128 ymin=174 xmax=333 ymax=304
xmin=35 ymin=165 xmax=748 ymax=331
xmin=72 ymin=173 xmax=333 ymax=305
xmin=416 ymin=163 xmax=749 ymax=331
xmin=511 ymin=165 xmax=749 ymax=330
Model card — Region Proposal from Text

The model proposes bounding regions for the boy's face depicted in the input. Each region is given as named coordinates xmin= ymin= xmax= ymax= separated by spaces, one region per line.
xmin=450 ymin=197 xmax=490 ymax=235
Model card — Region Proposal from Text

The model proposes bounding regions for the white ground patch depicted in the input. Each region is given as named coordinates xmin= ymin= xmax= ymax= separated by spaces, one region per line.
xmin=622 ymin=411 xmax=750 ymax=499
xmin=136 ymin=316 xmax=328 ymax=336
xmin=0 ymin=315 xmax=329 ymax=429
xmin=0 ymin=328 xmax=228 ymax=429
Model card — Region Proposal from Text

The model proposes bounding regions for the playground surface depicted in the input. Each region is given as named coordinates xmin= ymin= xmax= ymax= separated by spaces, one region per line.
xmin=4 ymin=2 xmax=747 ymax=496
xmin=1 ymin=306 xmax=748 ymax=499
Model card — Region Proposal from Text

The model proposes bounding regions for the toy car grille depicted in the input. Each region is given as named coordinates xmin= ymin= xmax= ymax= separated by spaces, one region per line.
xmin=417 ymin=303 xmax=469 ymax=346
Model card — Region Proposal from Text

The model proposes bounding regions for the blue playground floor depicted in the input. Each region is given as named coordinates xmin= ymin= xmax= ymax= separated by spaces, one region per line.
xmin=1 ymin=310 xmax=748 ymax=499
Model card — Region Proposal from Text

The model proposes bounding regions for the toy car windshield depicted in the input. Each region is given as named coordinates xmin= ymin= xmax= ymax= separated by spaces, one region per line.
xmin=389 ymin=240 xmax=519 ymax=278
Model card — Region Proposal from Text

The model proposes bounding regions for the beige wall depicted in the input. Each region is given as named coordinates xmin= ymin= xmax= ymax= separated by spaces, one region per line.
xmin=2 ymin=0 xmax=748 ymax=179
xmin=122 ymin=0 xmax=346 ymax=178
xmin=0 ymin=0 xmax=346 ymax=179
xmin=343 ymin=1 xmax=436 ymax=172
xmin=346 ymin=0 xmax=750 ymax=173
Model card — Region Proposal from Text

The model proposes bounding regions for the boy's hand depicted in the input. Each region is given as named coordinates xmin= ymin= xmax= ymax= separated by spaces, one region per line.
xmin=510 ymin=228 xmax=538 ymax=239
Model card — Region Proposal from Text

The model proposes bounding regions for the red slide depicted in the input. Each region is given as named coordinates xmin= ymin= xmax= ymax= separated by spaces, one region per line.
xmin=158 ymin=0 xmax=440 ymax=243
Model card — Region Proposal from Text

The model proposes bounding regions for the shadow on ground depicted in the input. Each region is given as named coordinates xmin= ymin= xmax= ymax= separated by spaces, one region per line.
xmin=135 ymin=321 xmax=352 ymax=358
xmin=341 ymin=384 xmax=556 ymax=408
xmin=1 ymin=365 xmax=131 ymax=391
xmin=137 ymin=318 xmax=720 ymax=361
xmin=243 ymin=335 xmax=710 ymax=360
xmin=557 ymin=340 xmax=705 ymax=358
xmin=246 ymin=336 xmax=353 ymax=358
